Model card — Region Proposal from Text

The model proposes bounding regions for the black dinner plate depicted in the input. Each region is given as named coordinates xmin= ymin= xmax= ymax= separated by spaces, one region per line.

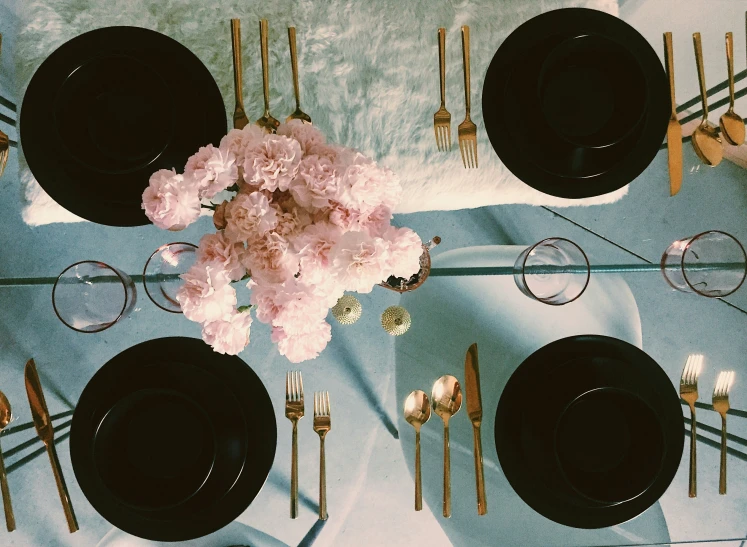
xmin=20 ymin=27 xmax=227 ymax=226
xmin=494 ymin=335 xmax=683 ymax=529
xmin=482 ymin=8 xmax=670 ymax=199
xmin=71 ymin=337 xmax=276 ymax=542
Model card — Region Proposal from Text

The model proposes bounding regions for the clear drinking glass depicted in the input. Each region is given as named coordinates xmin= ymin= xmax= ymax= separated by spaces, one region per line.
xmin=661 ymin=231 xmax=746 ymax=297
xmin=513 ymin=238 xmax=590 ymax=305
xmin=143 ymin=242 xmax=197 ymax=313
xmin=52 ymin=261 xmax=137 ymax=332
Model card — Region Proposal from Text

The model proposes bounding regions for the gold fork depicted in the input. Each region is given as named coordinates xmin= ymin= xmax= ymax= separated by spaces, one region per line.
xmin=230 ymin=20 xmax=249 ymax=130
xmin=287 ymin=27 xmax=312 ymax=124
xmin=313 ymin=391 xmax=331 ymax=521
xmin=256 ymin=19 xmax=279 ymax=133
xmin=0 ymin=35 xmax=9 ymax=179
xmin=458 ymin=25 xmax=478 ymax=168
xmin=285 ymin=370 xmax=304 ymax=518
xmin=680 ymin=354 xmax=703 ymax=498
xmin=433 ymin=28 xmax=451 ymax=151
xmin=712 ymin=370 xmax=734 ymax=495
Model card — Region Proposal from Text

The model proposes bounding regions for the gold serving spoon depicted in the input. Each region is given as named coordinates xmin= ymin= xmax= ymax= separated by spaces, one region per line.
xmin=432 ymin=375 xmax=462 ymax=518
xmin=0 ymin=391 xmax=15 ymax=532
xmin=691 ymin=33 xmax=722 ymax=166
xmin=256 ymin=19 xmax=279 ymax=133
xmin=404 ymin=390 xmax=431 ymax=511
xmin=719 ymin=32 xmax=745 ymax=146
xmin=286 ymin=27 xmax=311 ymax=124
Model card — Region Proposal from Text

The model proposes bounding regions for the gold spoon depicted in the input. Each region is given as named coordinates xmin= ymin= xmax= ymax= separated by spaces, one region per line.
xmin=691 ymin=33 xmax=723 ymax=166
xmin=432 ymin=375 xmax=462 ymax=518
xmin=0 ymin=391 xmax=15 ymax=532
xmin=404 ymin=390 xmax=431 ymax=511
xmin=255 ymin=19 xmax=279 ymax=133
xmin=719 ymin=32 xmax=745 ymax=146
xmin=286 ymin=27 xmax=312 ymax=124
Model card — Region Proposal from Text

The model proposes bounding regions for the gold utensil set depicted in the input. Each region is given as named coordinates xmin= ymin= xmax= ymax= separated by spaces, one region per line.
xmin=434 ymin=26 xmax=478 ymax=168
xmin=664 ymin=20 xmax=746 ymax=196
xmin=231 ymin=19 xmax=312 ymax=132
xmin=403 ymin=343 xmax=487 ymax=517
xmin=285 ymin=371 xmax=331 ymax=520
xmin=680 ymin=354 xmax=736 ymax=497
xmin=0 ymin=359 xmax=78 ymax=534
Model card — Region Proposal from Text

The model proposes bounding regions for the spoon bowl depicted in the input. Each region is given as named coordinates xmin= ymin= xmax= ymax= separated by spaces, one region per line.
xmin=692 ymin=123 xmax=723 ymax=166
xmin=0 ymin=392 xmax=11 ymax=429
xmin=720 ymin=110 xmax=745 ymax=147
xmin=404 ymin=390 xmax=431 ymax=430
xmin=0 ymin=390 xmax=15 ymax=531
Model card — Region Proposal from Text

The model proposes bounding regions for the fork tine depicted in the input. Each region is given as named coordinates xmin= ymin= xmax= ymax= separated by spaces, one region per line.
xmin=325 ymin=391 xmax=330 ymax=415
xmin=434 ymin=126 xmax=441 ymax=151
xmin=286 ymin=371 xmax=291 ymax=401
xmin=715 ymin=371 xmax=724 ymax=396
xmin=469 ymin=142 xmax=475 ymax=168
xmin=443 ymin=126 xmax=450 ymax=151
xmin=459 ymin=140 xmax=467 ymax=168
xmin=472 ymin=141 xmax=478 ymax=167
xmin=299 ymin=371 xmax=304 ymax=398
xmin=294 ymin=371 xmax=300 ymax=401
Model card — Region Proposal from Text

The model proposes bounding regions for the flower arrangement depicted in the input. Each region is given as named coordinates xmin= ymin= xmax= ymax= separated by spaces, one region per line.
xmin=142 ymin=121 xmax=422 ymax=362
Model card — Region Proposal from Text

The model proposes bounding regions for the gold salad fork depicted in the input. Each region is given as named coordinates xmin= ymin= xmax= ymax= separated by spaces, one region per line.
xmin=256 ymin=19 xmax=280 ymax=133
xmin=230 ymin=20 xmax=249 ymax=129
xmin=433 ymin=28 xmax=451 ymax=151
xmin=313 ymin=391 xmax=331 ymax=521
xmin=287 ymin=27 xmax=312 ymax=124
xmin=285 ymin=370 xmax=304 ymax=518
xmin=458 ymin=26 xmax=477 ymax=168
xmin=680 ymin=354 xmax=703 ymax=498
xmin=712 ymin=370 xmax=735 ymax=495
xmin=0 ymin=35 xmax=9 ymax=179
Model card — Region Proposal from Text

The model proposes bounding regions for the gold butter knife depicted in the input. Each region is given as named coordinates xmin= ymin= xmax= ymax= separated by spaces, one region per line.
xmin=25 ymin=359 xmax=78 ymax=533
xmin=465 ymin=343 xmax=487 ymax=515
xmin=663 ymin=32 xmax=682 ymax=196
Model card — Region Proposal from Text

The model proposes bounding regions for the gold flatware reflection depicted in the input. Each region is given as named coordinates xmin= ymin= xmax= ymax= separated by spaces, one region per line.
xmin=285 ymin=370 xmax=304 ymax=519
xmin=404 ymin=390 xmax=431 ymax=511
xmin=680 ymin=354 xmax=703 ymax=498
xmin=230 ymin=20 xmax=249 ymax=130
xmin=691 ymin=33 xmax=722 ymax=166
xmin=434 ymin=28 xmax=451 ymax=151
xmin=287 ymin=27 xmax=312 ymax=124
xmin=0 ymin=391 xmax=15 ymax=532
xmin=0 ymin=35 xmax=9 ymax=179
xmin=432 ymin=375 xmax=462 ymax=518
xmin=458 ymin=26 xmax=478 ymax=168
xmin=464 ymin=343 xmax=487 ymax=515
xmin=256 ymin=19 xmax=280 ymax=133
xmin=663 ymin=32 xmax=682 ymax=196
xmin=719 ymin=32 xmax=745 ymax=146
xmin=313 ymin=392 xmax=331 ymax=520
xmin=25 ymin=359 xmax=78 ymax=533
xmin=712 ymin=370 xmax=735 ymax=495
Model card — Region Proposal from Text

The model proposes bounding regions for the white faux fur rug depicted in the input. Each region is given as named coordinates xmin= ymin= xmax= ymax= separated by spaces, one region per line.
xmin=15 ymin=0 xmax=621 ymax=226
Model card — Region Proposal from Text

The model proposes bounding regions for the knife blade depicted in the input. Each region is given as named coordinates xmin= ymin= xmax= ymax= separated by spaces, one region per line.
xmin=25 ymin=358 xmax=54 ymax=444
xmin=664 ymin=32 xmax=682 ymax=196
xmin=465 ymin=343 xmax=482 ymax=422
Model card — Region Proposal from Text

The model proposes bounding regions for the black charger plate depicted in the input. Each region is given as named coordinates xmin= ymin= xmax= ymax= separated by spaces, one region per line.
xmin=494 ymin=335 xmax=683 ymax=529
xmin=20 ymin=27 xmax=227 ymax=226
xmin=71 ymin=337 xmax=276 ymax=542
xmin=482 ymin=8 xmax=670 ymax=199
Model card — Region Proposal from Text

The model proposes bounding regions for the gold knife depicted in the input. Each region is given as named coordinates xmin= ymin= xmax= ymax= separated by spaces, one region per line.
xmin=464 ymin=343 xmax=487 ymax=515
xmin=663 ymin=32 xmax=682 ymax=197
xmin=25 ymin=359 xmax=78 ymax=533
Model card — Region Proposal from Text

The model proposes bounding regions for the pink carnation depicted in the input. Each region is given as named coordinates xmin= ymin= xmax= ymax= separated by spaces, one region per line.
xmin=293 ymin=222 xmax=343 ymax=285
xmin=243 ymin=135 xmax=302 ymax=192
xmin=327 ymin=203 xmax=365 ymax=232
xmin=271 ymin=321 xmax=332 ymax=363
xmin=277 ymin=120 xmax=326 ymax=155
xmin=196 ymin=231 xmax=246 ymax=281
xmin=271 ymin=278 xmax=330 ymax=335
xmin=184 ymin=143 xmax=238 ymax=199
xmin=289 ymin=154 xmax=339 ymax=210
xmin=363 ymin=205 xmax=393 ymax=237
xmin=248 ymin=279 xmax=281 ymax=324
xmin=220 ymin=125 xmax=266 ymax=166
xmin=201 ymin=310 xmax=253 ymax=355
xmin=224 ymin=191 xmax=278 ymax=243
xmin=334 ymin=155 xmax=402 ymax=214
xmin=176 ymin=264 xmax=236 ymax=324
xmin=241 ymin=232 xmax=299 ymax=284
xmin=329 ymin=231 xmax=390 ymax=293
xmin=381 ymin=226 xmax=422 ymax=279
xmin=142 ymin=169 xmax=200 ymax=231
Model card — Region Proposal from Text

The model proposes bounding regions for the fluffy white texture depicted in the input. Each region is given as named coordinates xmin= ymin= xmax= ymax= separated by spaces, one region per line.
xmin=176 ymin=264 xmax=237 ymax=324
xmin=17 ymin=0 xmax=621 ymax=226
xmin=141 ymin=169 xmax=200 ymax=230
xmin=201 ymin=310 xmax=253 ymax=355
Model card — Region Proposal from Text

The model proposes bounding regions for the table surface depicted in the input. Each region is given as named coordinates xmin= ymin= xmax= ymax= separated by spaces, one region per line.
xmin=0 ymin=0 xmax=746 ymax=546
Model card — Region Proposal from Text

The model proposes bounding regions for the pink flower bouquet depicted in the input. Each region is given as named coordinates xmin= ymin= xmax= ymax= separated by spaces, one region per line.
xmin=142 ymin=121 xmax=422 ymax=362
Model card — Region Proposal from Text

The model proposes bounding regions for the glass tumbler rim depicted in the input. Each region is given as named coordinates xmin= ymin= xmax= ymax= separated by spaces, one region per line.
xmin=142 ymin=241 xmax=198 ymax=314
xmin=674 ymin=230 xmax=747 ymax=298
xmin=52 ymin=260 xmax=130 ymax=333
xmin=517 ymin=237 xmax=591 ymax=306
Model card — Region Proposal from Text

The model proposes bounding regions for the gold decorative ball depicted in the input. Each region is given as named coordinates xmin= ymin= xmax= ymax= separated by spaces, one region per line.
xmin=332 ymin=295 xmax=362 ymax=325
xmin=381 ymin=306 xmax=411 ymax=336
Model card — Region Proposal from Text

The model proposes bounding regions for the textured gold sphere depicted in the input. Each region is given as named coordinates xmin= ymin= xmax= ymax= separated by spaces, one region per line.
xmin=332 ymin=295 xmax=362 ymax=325
xmin=381 ymin=306 xmax=411 ymax=336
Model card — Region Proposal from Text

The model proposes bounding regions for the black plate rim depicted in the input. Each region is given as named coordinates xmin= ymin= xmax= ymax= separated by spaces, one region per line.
xmin=70 ymin=337 xmax=276 ymax=542
xmin=20 ymin=26 xmax=227 ymax=226
xmin=494 ymin=335 xmax=684 ymax=529
xmin=481 ymin=8 xmax=670 ymax=199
